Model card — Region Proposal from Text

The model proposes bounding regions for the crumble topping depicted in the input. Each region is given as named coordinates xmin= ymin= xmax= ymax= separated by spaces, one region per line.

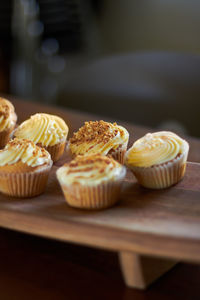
xmin=56 ymin=153 xmax=125 ymax=186
xmin=68 ymin=154 xmax=114 ymax=167
xmin=69 ymin=120 xmax=119 ymax=145
xmin=64 ymin=154 xmax=120 ymax=175
xmin=6 ymin=138 xmax=48 ymax=158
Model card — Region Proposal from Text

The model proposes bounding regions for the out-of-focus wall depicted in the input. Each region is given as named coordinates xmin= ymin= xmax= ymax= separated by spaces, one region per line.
xmin=98 ymin=0 xmax=200 ymax=54
xmin=58 ymin=1 xmax=200 ymax=137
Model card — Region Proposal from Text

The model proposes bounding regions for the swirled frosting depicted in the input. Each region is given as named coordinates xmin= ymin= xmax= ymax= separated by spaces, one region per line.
xmin=125 ymin=131 xmax=189 ymax=167
xmin=69 ymin=120 xmax=129 ymax=156
xmin=0 ymin=138 xmax=51 ymax=167
xmin=0 ymin=97 xmax=17 ymax=132
xmin=56 ymin=154 xmax=126 ymax=186
xmin=14 ymin=113 xmax=68 ymax=146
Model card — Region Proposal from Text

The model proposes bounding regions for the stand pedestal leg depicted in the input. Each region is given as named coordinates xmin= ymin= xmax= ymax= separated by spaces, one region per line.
xmin=119 ymin=251 xmax=177 ymax=289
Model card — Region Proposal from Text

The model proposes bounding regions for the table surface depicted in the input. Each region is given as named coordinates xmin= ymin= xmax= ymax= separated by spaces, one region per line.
xmin=0 ymin=97 xmax=200 ymax=300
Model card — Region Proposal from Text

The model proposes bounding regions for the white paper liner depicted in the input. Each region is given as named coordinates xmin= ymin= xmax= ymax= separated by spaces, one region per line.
xmin=108 ymin=143 xmax=128 ymax=164
xmin=0 ymin=162 xmax=52 ymax=197
xmin=44 ymin=141 xmax=66 ymax=162
xmin=128 ymin=150 xmax=189 ymax=189
xmin=58 ymin=169 xmax=126 ymax=210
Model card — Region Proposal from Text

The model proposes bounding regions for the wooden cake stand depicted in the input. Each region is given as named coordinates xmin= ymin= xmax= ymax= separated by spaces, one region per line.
xmin=0 ymin=98 xmax=200 ymax=289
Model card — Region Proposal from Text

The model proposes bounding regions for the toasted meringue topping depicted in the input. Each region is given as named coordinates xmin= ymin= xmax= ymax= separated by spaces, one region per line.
xmin=14 ymin=113 xmax=68 ymax=146
xmin=0 ymin=138 xmax=51 ymax=167
xmin=56 ymin=154 xmax=126 ymax=186
xmin=69 ymin=120 xmax=129 ymax=156
xmin=0 ymin=97 xmax=17 ymax=132
xmin=125 ymin=131 xmax=189 ymax=167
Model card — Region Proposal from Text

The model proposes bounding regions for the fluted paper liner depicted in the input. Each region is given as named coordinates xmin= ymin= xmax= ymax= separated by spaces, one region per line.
xmin=57 ymin=164 xmax=126 ymax=210
xmin=45 ymin=141 xmax=66 ymax=162
xmin=108 ymin=143 xmax=128 ymax=164
xmin=37 ymin=140 xmax=66 ymax=163
xmin=129 ymin=151 xmax=188 ymax=189
xmin=60 ymin=180 xmax=124 ymax=210
xmin=0 ymin=162 xmax=52 ymax=197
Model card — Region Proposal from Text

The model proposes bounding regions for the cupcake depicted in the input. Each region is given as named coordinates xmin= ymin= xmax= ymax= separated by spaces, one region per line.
xmin=14 ymin=113 xmax=69 ymax=162
xmin=0 ymin=138 xmax=53 ymax=197
xmin=56 ymin=154 xmax=126 ymax=209
xmin=125 ymin=131 xmax=189 ymax=189
xmin=0 ymin=97 xmax=17 ymax=149
xmin=69 ymin=120 xmax=129 ymax=163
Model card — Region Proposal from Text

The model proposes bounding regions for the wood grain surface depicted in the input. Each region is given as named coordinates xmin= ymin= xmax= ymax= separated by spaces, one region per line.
xmin=0 ymin=153 xmax=200 ymax=262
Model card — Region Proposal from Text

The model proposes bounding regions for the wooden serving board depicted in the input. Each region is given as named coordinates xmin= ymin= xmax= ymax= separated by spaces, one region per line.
xmin=0 ymin=154 xmax=200 ymax=289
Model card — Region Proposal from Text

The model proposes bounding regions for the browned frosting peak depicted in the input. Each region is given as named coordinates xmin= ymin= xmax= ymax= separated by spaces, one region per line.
xmin=68 ymin=154 xmax=113 ymax=168
xmin=57 ymin=153 xmax=126 ymax=186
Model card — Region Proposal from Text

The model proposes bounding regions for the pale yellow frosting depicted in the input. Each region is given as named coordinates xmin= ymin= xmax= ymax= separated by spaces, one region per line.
xmin=0 ymin=98 xmax=17 ymax=132
xmin=125 ymin=131 xmax=189 ymax=167
xmin=14 ymin=113 xmax=68 ymax=146
xmin=69 ymin=120 xmax=129 ymax=156
xmin=56 ymin=154 xmax=126 ymax=186
xmin=0 ymin=138 xmax=51 ymax=167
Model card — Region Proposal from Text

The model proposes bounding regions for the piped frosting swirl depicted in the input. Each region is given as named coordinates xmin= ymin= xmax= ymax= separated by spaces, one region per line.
xmin=0 ymin=138 xmax=51 ymax=167
xmin=56 ymin=154 xmax=126 ymax=186
xmin=0 ymin=97 xmax=17 ymax=132
xmin=69 ymin=120 xmax=129 ymax=156
xmin=14 ymin=113 xmax=68 ymax=146
xmin=125 ymin=131 xmax=189 ymax=167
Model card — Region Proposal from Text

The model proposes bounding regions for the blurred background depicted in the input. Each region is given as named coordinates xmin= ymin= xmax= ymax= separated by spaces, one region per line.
xmin=0 ymin=0 xmax=200 ymax=137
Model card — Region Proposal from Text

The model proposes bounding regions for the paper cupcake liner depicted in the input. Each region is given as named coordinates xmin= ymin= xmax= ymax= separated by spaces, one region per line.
xmin=0 ymin=126 xmax=15 ymax=149
xmin=129 ymin=151 xmax=188 ymax=189
xmin=108 ymin=143 xmax=128 ymax=164
xmin=38 ymin=141 xmax=66 ymax=163
xmin=60 ymin=178 xmax=125 ymax=210
xmin=0 ymin=163 xmax=52 ymax=197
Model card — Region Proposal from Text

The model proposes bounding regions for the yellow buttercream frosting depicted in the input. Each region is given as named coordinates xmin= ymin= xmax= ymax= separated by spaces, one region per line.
xmin=0 ymin=138 xmax=51 ymax=167
xmin=125 ymin=131 xmax=189 ymax=167
xmin=0 ymin=98 xmax=17 ymax=132
xmin=14 ymin=113 xmax=68 ymax=146
xmin=56 ymin=154 xmax=126 ymax=186
xmin=69 ymin=120 xmax=129 ymax=156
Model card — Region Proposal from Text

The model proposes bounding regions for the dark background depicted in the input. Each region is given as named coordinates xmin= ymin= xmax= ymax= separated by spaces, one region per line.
xmin=0 ymin=0 xmax=200 ymax=137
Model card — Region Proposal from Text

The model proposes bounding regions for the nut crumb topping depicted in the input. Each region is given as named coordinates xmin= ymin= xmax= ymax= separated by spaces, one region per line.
xmin=70 ymin=120 xmax=119 ymax=145
xmin=6 ymin=138 xmax=49 ymax=158
xmin=56 ymin=153 xmax=125 ymax=185
xmin=8 ymin=138 xmax=35 ymax=148
xmin=67 ymin=154 xmax=119 ymax=169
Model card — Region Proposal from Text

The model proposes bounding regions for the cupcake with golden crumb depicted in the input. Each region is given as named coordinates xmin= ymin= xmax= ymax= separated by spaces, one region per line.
xmin=0 ymin=138 xmax=53 ymax=197
xmin=14 ymin=113 xmax=69 ymax=162
xmin=0 ymin=97 xmax=17 ymax=148
xmin=69 ymin=120 xmax=129 ymax=163
xmin=125 ymin=131 xmax=189 ymax=189
xmin=56 ymin=154 xmax=126 ymax=210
